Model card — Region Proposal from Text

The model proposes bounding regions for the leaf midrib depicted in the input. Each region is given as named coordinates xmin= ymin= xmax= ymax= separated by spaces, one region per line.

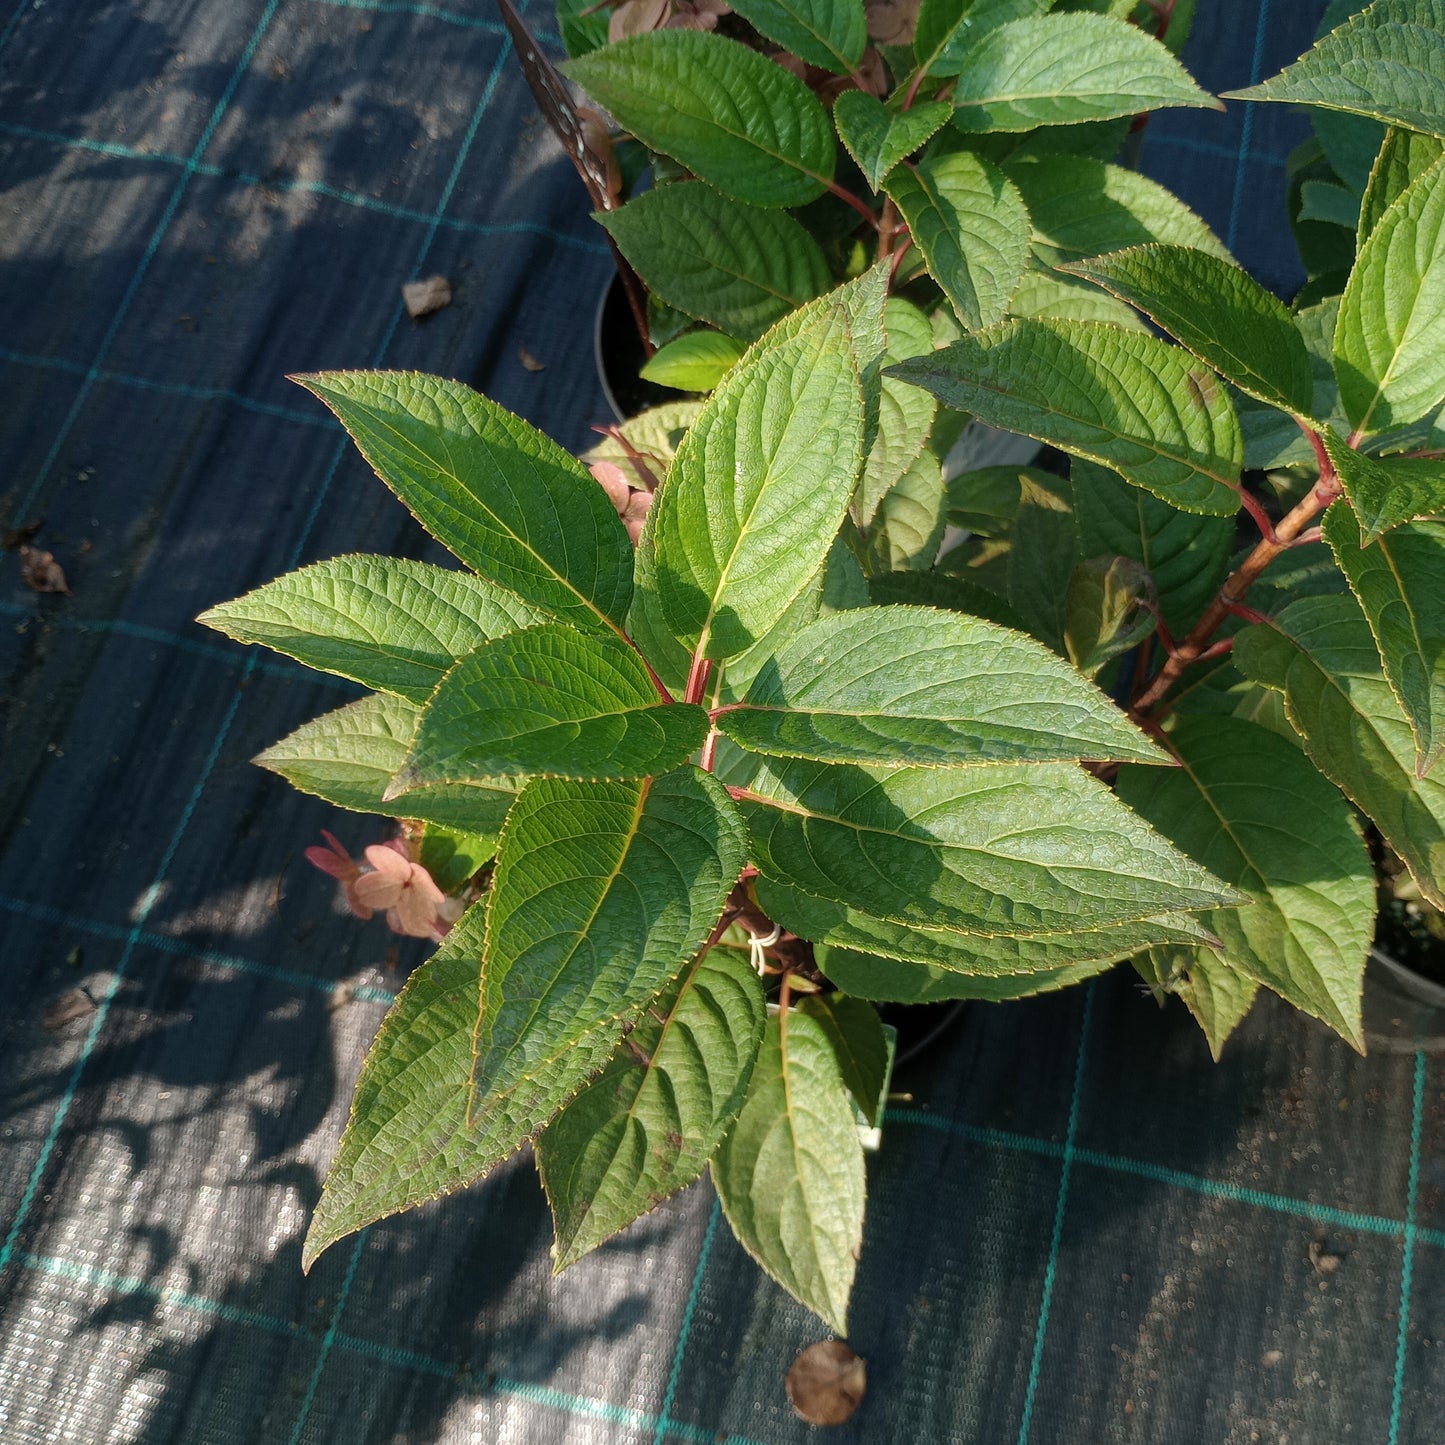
xmin=472 ymin=778 xmax=654 ymax=1116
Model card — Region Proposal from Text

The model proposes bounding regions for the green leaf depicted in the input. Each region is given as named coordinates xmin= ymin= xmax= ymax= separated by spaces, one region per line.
xmin=1322 ymin=504 xmax=1445 ymax=775
xmin=912 ymin=0 xmax=1051 ymax=77
xmin=1006 ymin=471 xmax=1078 ymax=651
xmin=599 ymin=183 xmax=832 ymax=342
xmin=1298 ymin=178 xmax=1362 ymax=230
xmin=949 ymin=14 xmax=1219 ymax=132
xmin=416 ymin=823 xmax=496 ymax=892
xmin=817 ymin=945 xmax=1116 ymax=1002
xmin=1071 ymin=457 xmax=1234 ymax=638
xmin=1064 ymin=555 xmax=1157 ymax=678
xmin=883 ymin=148 xmax=1030 ymax=330
xmin=536 ymin=943 xmax=765 ymax=1270
xmin=1360 ymin=126 xmax=1445 ymax=245
xmin=1334 ymin=153 xmax=1445 ymax=434
xmin=649 ymin=274 xmax=876 ymax=659
xmin=944 ymin=463 xmax=1039 ymax=534
xmin=740 ymin=758 xmax=1244 ymax=936
xmin=199 ymin=556 xmax=545 ymax=704
xmin=717 ymin=604 xmax=1165 ymax=766
xmin=866 ymin=569 xmax=1028 ymax=630
xmin=833 ymin=91 xmax=950 ymax=191
xmin=796 ymin=994 xmax=890 ymax=1127
xmin=1223 ymin=0 xmax=1445 ymax=139
xmin=296 ymin=373 xmax=633 ymax=636
xmin=255 ymin=693 xmax=519 ymax=835
xmin=728 ymin=0 xmax=866 ymax=74
xmin=889 ymin=319 xmax=1244 ymax=516
xmin=1116 ymin=716 xmax=1373 ymax=1047
xmin=640 ymin=331 xmax=747 ymax=392
xmin=712 ymin=1009 xmax=864 ymax=1334
xmin=476 ymin=768 xmax=747 ymax=1101
xmin=758 ymin=874 xmax=1219 ymax=972
xmin=1234 ymin=594 xmax=1445 ymax=908
xmin=562 ymin=31 xmax=834 ymax=208
xmin=863 ymin=450 xmax=947 ymax=573
xmin=1060 ymin=245 xmax=1316 ymax=414
xmin=302 ymin=906 xmax=599 ymax=1266
xmin=854 ymin=297 xmax=937 ymax=530
xmin=557 ymin=0 xmax=608 ymax=55
xmin=1323 ymin=426 xmax=1445 ymax=541
xmin=1007 ymin=266 xmax=1149 ymax=331
xmin=396 ymin=626 xmax=708 ymax=786
xmin=1004 ymin=155 xmax=1232 ymax=264
xmin=1137 ymin=945 xmax=1260 ymax=1060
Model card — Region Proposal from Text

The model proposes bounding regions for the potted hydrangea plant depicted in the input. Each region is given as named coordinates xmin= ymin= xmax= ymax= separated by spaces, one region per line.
xmin=200 ymin=0 xmax=1445 ymax=1337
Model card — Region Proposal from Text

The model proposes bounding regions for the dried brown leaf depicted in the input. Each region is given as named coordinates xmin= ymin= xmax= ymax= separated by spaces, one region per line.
xmin=786 ymin=1341 xmax=866 ymax=1426
xmin=19 ymin=545 xmax=69 ymax=594
xmin=402 ymin=275 xmax=452 ymax=319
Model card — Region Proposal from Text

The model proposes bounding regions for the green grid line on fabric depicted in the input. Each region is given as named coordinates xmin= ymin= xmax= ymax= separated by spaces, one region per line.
xmin=1226 ymin=0 xmax=1275 ymax=252
xmin=9 ymin=1249 xmax=770 ymax=1445
xmin=1389 ymin=1051 xmax=1427 ymax=1445
xmin=0 ymin=596 xmax=361 ymax=690
xmin=890 ymin=1108 xmax=1445 ymax=1251
xmin=1145 ymin=132 xmax=1289 ymax=169
xmin=306 ymin=0 xmax=559 ymax=42
xmin=0 ymin=122 xmax=613 ymax=256
xmin=1018 ymin=987 xmax=1092 ymax=1445
xmin=0 ymin=343 xmax=332 ymax=427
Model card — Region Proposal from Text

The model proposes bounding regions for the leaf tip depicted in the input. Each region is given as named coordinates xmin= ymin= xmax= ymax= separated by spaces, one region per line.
xmin=381 ymin=766 xmax=422 ymax=803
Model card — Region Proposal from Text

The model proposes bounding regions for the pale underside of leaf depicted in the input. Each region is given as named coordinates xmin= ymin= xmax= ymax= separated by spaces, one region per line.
xmin=888 ymin=318 xmax=1244 ymax=516
xmin=1234 ymin=595 xmax=1445 ymax=908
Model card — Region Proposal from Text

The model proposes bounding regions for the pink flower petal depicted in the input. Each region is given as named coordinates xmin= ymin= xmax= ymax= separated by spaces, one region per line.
xmin=354 ymin=869 xmax=404 ymax=911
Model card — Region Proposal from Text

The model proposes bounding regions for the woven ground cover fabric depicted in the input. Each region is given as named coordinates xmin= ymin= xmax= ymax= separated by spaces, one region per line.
xmin=3 ymin=1 xmax=1443 ymax=1442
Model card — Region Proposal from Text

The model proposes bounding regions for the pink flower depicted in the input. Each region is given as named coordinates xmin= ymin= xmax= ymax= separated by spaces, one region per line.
xmin=352 ymin=842 xmax=449 ymax=939
xmin=590 ymin=461 xmax=654 ymax=543
xmin=304 ymin=830 xmax=371 ymax=919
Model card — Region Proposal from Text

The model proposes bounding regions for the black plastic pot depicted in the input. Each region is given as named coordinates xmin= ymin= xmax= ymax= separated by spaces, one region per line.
xmin=593 ymin=273 xmax=681 ymax=423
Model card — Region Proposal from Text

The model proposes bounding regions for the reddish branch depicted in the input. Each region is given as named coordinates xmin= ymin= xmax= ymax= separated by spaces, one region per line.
xmin=1130 ymin=437 xmax=1343 ymax=717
